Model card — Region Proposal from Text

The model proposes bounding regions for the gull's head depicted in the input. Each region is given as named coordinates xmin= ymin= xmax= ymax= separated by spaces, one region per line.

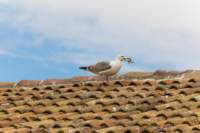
xmin=116 ymin=55 xmax=134 ymax=64
xmin=117 ymin=55 xmax=126 ymax=61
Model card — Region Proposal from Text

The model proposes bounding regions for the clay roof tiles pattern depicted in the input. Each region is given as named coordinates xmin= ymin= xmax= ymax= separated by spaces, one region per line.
xmin=0 ymin=70 xmax=200 ymax=133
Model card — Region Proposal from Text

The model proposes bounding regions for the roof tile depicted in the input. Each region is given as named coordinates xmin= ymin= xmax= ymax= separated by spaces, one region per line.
xmin=0 ymin=70 xmax=200 ymax=132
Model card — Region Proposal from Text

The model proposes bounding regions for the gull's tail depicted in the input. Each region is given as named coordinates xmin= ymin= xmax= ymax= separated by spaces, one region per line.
xmin=79 ymin=66 xmax=89 ymax=71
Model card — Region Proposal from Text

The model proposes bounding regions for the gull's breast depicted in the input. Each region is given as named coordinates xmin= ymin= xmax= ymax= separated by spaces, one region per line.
xmin=99 ymin=61 xmax=122 ymax=76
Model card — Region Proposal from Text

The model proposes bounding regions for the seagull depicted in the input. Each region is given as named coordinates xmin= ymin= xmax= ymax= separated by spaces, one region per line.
xmin=79 ymin=55 xmax=134 ymax=80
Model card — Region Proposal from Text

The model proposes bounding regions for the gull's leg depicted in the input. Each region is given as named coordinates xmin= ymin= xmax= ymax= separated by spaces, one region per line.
xmin=99 ymin=75 xmax=109 ymax=83
xmin=98 ymin=75 xmax=105 ymax=87
xmin=106 ymin=75 xmax=109 ymax=82
xmin=101 ymin=75 xmax=105 ymax=82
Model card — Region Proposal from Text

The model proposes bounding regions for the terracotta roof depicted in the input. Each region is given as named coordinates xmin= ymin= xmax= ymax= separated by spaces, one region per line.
xmin=0 ymin=70 xmax=200 ymax=133
xmin=0 ymin=82 xmax=15 ymax=88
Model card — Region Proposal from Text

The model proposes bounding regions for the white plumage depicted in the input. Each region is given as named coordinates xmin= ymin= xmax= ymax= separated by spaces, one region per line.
xmin=79 ymin=55 xmax=133 ymax=80
xmin=99 ymin=57 xmax=123 ymax=76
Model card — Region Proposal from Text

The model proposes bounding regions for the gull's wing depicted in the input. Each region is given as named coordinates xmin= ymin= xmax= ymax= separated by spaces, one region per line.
xmin=88 ymin=61 xmax=112 ymax=74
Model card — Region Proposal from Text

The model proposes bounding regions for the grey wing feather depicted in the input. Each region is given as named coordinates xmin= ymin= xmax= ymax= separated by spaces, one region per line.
xmin=89 ymin=61 xmax=111 ymax=74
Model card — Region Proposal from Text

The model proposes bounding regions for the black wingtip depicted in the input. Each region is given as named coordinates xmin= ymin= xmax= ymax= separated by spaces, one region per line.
xmin=79 ymin=66 xmax=88 ymax=70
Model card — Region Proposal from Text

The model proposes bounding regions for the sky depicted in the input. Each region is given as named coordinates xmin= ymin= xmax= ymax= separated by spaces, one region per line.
xmin=0 ymin=0 xmax=200 ymax=82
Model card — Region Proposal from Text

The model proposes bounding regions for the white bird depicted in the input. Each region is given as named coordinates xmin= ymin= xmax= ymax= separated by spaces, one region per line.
xmin=79 ymin=55 xmax=134 ymax=80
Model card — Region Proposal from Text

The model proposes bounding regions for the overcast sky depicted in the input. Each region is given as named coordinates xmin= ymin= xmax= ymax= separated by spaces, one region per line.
xmin=0 ymin=0 xmax=200 ymax=81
